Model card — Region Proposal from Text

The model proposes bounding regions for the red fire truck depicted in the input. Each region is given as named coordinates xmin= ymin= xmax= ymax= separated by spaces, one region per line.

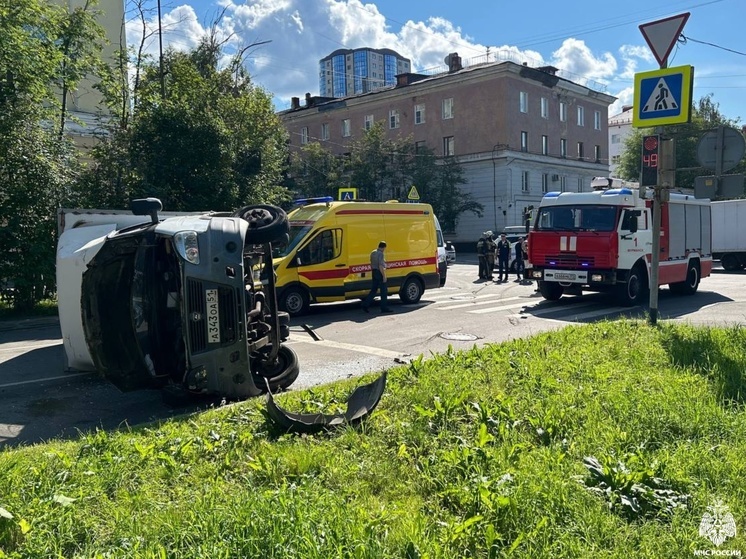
xmin=527 ymin=179 xmax=712 ymax=305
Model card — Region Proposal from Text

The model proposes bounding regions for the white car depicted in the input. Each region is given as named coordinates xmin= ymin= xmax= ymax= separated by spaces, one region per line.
xmin=56 ymin=199 xmax=299 ymax=400
xmin=445 ymin=241 xmax=456 ymax=264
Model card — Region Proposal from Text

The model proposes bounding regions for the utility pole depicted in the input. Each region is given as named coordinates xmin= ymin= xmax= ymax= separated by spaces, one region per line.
xmin=157 ymin=0 xmax=165 ymax=99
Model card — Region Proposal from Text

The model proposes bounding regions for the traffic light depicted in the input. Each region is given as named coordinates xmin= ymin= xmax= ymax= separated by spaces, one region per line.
xmin=523 ymin=205 xmax=534 ymax=232
xmin=641 ymin=134 xmax=659 ymax=187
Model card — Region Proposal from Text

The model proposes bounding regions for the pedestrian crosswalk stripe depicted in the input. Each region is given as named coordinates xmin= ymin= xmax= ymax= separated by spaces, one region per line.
xmin=436 ymin=295 xmax=524 ymax=310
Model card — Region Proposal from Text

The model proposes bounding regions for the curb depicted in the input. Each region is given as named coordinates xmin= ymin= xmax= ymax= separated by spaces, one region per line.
xmin=0 ymin=316 xmax=60 ymax=333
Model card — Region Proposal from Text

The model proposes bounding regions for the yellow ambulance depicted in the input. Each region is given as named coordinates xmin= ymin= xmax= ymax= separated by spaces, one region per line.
xmin=272 ymin=197 xmax=443 ymax=315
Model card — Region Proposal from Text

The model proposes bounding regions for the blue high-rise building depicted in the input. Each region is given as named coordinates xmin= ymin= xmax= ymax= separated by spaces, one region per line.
xmin=319 ymin=48 xmax=411 ymax=98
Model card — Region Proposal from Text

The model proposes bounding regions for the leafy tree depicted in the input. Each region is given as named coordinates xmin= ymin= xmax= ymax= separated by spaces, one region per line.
xmin=286 ymin=142 xmax=348 ymax=199
xmin=617 ymin=95 xmax=745 ymax=193
xmin=79 ymin=35 xmax=289 ymax=211
xmin=0 ymin=0 xmax=96 ymax=310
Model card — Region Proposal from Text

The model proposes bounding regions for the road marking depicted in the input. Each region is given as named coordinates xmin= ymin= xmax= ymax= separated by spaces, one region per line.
xmin=469 ymin=301 xmax=538 ymax=314
xmin=290 ymin=337 xmax=405 ymax=360
xmin=437 ymin=295 xmax=525 ymax=310
xmin=0 ymin=340 xmax=62 ymax=354
xmin=0 ymin=372 xmax=96 ymax=389
xmin=509 ymin=305 xmax=630 ymax=321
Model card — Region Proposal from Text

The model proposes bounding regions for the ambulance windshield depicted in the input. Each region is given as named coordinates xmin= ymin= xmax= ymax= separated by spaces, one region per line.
xmin=273 ymin=206 xmax=329 ymax=257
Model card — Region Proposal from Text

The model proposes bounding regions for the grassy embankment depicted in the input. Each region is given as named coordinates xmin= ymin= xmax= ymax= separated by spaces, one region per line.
xmin=1 ymin=320 xmax=745 ymax=558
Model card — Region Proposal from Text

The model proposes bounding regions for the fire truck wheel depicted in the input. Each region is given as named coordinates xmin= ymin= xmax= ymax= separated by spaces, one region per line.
xmin=538 ymin=281 xmax=563 ymax=301
xmin=617 ymin=264 xmax=647 ymax=306
xmin=234 ymin=204 xmax=289 ymax=245
xmin=399 ymin=276 xmax=424 ymax=304
xmin=254 ymin=345 xmax=300 ymax=393
xmin=279 ymin=287 xmax=309 ymax=316
xmin=671 ymin=261 xmax=700 ymax=296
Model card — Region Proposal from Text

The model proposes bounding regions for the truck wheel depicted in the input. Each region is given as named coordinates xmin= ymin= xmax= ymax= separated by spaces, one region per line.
xmin=616 ymin=264 xmax=647 ymax=306
xmin=720 ymin=254 xmax=741 ymax=272
xmin=279 ymin=287 xmax=308 ymax=316
xmin=253 ymin=345 xmax=300 ymax=393
xmin=234 ymin=204 xmax=289 ymax=245
xmin=399 ymin=277 xmax=424 ymax=304
xmin=671 ymin=261 xmax=700 ymax=295
xmin=539 ymin=281 xmax=563 ymax=301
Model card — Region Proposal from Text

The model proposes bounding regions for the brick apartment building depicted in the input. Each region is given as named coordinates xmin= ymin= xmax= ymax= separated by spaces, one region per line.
xmin=279 ymin=55 xmax=616 ymax=243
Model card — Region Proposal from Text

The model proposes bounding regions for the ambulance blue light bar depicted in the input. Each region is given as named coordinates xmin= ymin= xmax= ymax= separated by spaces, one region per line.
xmin=601 ymin=188 xmax=633 ymax=196
xmin=543 ymin=192 xmax=562 ymax=198
xmin=293 ymin=196 xmax=334 ymax=206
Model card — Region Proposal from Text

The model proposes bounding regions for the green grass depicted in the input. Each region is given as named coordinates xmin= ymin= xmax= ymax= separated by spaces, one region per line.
xmin=1 ymin=320 xmax=745 ymax=558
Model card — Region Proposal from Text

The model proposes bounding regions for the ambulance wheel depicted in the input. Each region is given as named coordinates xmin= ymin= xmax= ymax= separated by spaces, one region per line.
xmin=538 ymin=281 xmax=563 ymax=301
xmin=399 ymin=277 xmax=424 ymax=304
xmin=234 ymin=204 xmax=288 ymax=245
xmin=616 ymin=263 xmax=647 ymax=306
xmin=279 ymin=286 xmax=308 ymax=316
xmin=670 ymin=261 xmax=700 ymax=296
xmin=253 ymin=345 xmax=300 ymax=393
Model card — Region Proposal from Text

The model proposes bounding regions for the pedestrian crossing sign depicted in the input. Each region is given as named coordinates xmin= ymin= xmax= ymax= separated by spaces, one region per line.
xmin=407 ymin=185 xmax=420 ymax=200
xmin=338 ymin=188 xmax=357 ymax=201
xmin=632 ymin=65 xmax=693 ymax=128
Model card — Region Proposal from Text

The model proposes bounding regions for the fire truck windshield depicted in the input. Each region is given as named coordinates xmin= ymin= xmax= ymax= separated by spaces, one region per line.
xmin=536 ymin=205 xmax=618 ymax=232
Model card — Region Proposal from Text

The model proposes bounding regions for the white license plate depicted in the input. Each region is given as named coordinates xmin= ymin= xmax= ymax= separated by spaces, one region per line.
xmin=545 ymin=270 xmax=587 ymax=283
xmin=206 ymin=289 xmax=220 ymax=343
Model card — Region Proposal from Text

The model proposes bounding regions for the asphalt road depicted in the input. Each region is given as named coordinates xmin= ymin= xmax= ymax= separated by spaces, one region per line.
xmin=2 ymin=258 xmax=745 ymax=448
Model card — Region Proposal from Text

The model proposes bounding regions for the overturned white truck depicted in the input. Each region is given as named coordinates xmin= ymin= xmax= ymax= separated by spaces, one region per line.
xmin=56 ymin=200 xmax=299 ymax=401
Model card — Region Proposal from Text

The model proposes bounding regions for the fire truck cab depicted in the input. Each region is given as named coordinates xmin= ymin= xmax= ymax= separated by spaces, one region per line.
xmin=527 ymin=179 xmax=712 ymax=306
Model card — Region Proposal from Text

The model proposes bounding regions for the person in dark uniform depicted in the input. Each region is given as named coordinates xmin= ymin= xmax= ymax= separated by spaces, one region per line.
xmin=485 ymin=232 xmax=496 ymax=281
xmin=476 ymin=233 xmax=489 ymax=280
xmin=496 ymin=233 xmax=512 ymax=282
xmin=514 ymin=236 xmax=525 ymax=282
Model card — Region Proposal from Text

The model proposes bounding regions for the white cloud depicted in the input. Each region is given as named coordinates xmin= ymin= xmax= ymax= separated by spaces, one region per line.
xmin=136 ymin=0 xmax=634 ymax=110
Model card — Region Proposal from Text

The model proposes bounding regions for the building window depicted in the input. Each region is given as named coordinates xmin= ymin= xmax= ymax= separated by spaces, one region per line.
xmin=321 ymin=123 xmax=330 ymax=141
xmin=542 ymin=135 xmax=548 ymax=155
xmin=342 ymin=119 xmax=351 ymax=137
xmin=611 ymin=133 xmax=621 ymax=144
xmin=541 ymin=97 xmax=549 ymax=119
xmin=594 ymin=110 xmax=602 ymax=130
xmin=521 ymin=171 xmax=530 ymax=192
xmin=415 ymin=104 xmax=425 ymax=125
xmin=560 ymin=176 xmax=567 ymax=192
xmin=389 ymin=109 xmax=400 ymax=129
xmin=415 ymin=140 xmax=427 ymax=153
xmin=301 ymin=127 xmax=308 ymax=145
xmin=594 ymin=145 xmax=601 ymax=162
xmin=577 ymin=142 xmax=584 ymax=159
xmin=577 ymin=106 xmax=585 ymax=126
xmin=542 ymin=173 xmax=549 ymax=193
xmin=521 ymin=131 xmax=528 ymax=152
xmin=560 ymin=138 xmax=567 ymax=158
xmin=443 ymin=136 xmax=454 ymax=156
xmin=520 ymin=91 xmax=528 ymax=113
xmin=559 ymin=102 xmax=567 ymax=122
xmin=364 ymin=114 xmax=374 ymax=131
xmin=577 ymin=177 xmax=584 ymax=192
xmin=442 ymin=98 xmax=453 ymax=119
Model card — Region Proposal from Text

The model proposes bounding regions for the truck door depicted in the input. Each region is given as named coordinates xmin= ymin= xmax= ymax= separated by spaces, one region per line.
xmin=293 ymin=228 xmax=345 ymax=302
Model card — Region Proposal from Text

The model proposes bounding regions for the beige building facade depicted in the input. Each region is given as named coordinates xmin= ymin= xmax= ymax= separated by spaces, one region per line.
xmin=58 ymin=0 xmax=126 ymax=150
xmin=280 ymin=59 xmax=616 ymax=243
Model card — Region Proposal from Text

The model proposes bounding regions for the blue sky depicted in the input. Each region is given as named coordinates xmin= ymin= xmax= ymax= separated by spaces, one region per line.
xmin=128 ymin=0 xmax=746 ymax=122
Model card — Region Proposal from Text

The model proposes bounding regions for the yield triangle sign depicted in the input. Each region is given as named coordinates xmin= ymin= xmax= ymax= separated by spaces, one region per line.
xmin=639 ymin=12 xmax=690 ymax=67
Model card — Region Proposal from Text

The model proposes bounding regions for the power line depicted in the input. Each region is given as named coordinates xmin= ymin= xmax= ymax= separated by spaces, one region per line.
xmin=679 ymin=34 xmax=746 ymax=56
